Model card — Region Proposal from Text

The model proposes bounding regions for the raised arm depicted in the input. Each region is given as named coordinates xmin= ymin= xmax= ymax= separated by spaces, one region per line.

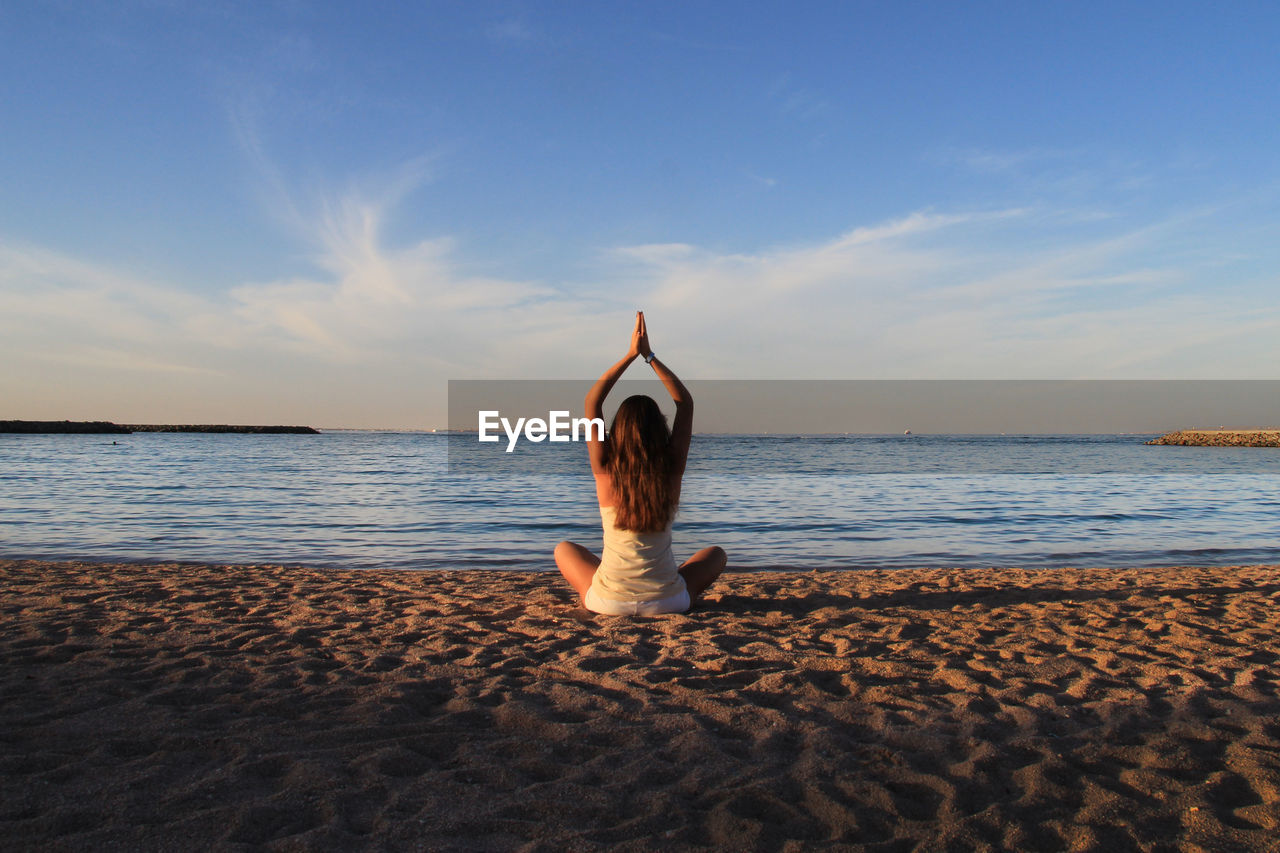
xmin=584 ymin=354 xmax=635 ymax=423
xmin=635 ymin=312 xmax=694 ymax=474
xmin=585 ymin=311 xmax=694 ymax=475
xmin=584 ymin=313 xmax=646 ymax=473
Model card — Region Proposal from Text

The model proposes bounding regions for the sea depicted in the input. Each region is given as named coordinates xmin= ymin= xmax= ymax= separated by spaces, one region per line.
xmin=2 ymin=432 xmax=1278 ymax=571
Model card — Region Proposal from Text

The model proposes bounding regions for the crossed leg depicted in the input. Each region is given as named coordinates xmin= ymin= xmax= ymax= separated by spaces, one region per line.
xmin=679 ymin=545 xmax=727 ymax=599
xmin=554 ymin=540 xmax=600 ymax=603
xmin=555 ymin=540 xmax=726 ymax=605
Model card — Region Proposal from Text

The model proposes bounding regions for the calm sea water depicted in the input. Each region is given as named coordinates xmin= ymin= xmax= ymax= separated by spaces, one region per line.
xmin=2 ymin=432 xmax=1278 ymax=571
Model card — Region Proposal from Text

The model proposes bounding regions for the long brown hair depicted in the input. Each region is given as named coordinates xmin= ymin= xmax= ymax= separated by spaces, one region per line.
xmin=607 ymin=395 xmax=677 ymax=532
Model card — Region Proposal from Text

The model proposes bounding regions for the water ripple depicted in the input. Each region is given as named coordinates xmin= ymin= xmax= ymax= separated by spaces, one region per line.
xmin=2 ymin=432 xmax=1279 ymax=570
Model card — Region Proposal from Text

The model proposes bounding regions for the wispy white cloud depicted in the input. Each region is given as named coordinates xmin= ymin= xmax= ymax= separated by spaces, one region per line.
xmin=227 ymin=200 xmax=559 ymax=365
xmin=645 ymin=30 xmax=749 ymax=53
xmin=0 ymin=242 xmax=230 ymax=372
xmin=599 ymin=206 xmax=1280 ymax=380
xmin=28 ymin=346 xmax=225 ymax=376
xmin=767 ymin=72 xmax=830 ymax=121
xmin=487 ymin=17 xmax=537 ymax=44
xmin=936 ymin=146 xmax=1079 ymax=174
xmin=212 ymin=86 xmax=572 ymax=369
xmin=744 ymin=171 xmax=778 ymax=189
xmin=0 ymin=216 xmax=567 ymax=425
xmin=931 ymin=145 xmax=1165 ymax=205
xmin=3 ymin=192 xmax=1276 ymax=426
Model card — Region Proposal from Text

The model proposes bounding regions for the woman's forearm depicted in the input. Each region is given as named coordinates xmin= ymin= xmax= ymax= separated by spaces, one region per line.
xmin=585 ymin=353 xmax=637 ymax=418
xmin=648 ymin=356 xmax=692 ymax=407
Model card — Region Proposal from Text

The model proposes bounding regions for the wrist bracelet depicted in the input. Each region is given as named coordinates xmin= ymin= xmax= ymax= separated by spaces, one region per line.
xmin=644 ymin=352 xmax=657 ymax=364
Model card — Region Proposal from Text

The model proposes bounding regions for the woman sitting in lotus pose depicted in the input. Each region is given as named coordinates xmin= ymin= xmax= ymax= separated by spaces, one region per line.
xmin=555 ymin=311 xmax=726 ymax=615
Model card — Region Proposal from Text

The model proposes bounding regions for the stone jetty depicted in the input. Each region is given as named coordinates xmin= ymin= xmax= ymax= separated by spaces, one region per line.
xmin=0 ymin=421 xmax=318 ymax=434
xmin=1147 ymin=429 xmax=1280 ymax=447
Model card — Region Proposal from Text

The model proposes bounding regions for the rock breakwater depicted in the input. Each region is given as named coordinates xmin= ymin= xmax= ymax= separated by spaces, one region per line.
xmin=1147 ymin=429 xmax=1280 ymax=447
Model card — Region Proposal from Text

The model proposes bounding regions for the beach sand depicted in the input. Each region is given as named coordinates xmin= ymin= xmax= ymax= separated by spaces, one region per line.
xmin=2 ymin=560 xmax=1278 ymax=851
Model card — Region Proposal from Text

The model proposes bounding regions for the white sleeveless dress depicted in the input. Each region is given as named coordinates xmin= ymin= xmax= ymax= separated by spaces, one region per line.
xmin=585 ymin=505 xmax=689 ymax=615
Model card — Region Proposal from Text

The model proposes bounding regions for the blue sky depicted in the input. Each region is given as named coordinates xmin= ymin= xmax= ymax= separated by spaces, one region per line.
xmin=2 ymin=1 xmax=1278 ymax=427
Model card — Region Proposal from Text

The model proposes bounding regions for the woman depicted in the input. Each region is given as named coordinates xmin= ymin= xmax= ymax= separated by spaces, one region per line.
xmin=555 ymin=311 xmax=726 ymax=615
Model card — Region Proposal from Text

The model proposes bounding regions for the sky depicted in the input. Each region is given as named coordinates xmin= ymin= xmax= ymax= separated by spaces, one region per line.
xmin=1 ymin=1 xmax=1278 ymax=429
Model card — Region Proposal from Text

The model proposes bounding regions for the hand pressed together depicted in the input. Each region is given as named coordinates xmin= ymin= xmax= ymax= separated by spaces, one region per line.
xmin=627 ymin=310 xmax=652 ymax=360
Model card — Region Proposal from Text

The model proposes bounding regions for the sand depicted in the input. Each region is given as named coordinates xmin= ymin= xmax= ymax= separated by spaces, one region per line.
xmin=2 ymin=559 xmax=1278 ymax=852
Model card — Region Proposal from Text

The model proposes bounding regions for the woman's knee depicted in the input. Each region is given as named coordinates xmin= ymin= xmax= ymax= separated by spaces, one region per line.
xmin=683 ymin=545 xmax=726 ymax=578
xmin=555 ymin=541 xmax=599 ymax=577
